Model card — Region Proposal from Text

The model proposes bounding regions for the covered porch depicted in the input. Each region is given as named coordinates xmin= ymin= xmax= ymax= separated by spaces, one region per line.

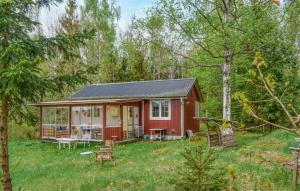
xmin=36 ymin=99 xmax=144 ymax=142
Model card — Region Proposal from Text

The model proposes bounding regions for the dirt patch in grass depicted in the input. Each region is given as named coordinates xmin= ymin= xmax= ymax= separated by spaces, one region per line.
xmin=255 ymin=150 xmax=291 ymax=165
xmin=153 ymin=147 xmax=169 ymax=154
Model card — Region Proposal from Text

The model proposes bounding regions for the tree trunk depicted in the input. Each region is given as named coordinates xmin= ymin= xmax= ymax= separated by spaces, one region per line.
xmin=223 ymin=51 xmax=231 ymax=122
xmin=222 ymin=0 xmax=235 ymax=138
xmin=0 ymin=96 xmax=12 ymax=191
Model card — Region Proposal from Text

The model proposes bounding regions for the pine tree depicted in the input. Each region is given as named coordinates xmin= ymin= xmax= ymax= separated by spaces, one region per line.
xmin=175 ymin=143 xmax=229 ymax=191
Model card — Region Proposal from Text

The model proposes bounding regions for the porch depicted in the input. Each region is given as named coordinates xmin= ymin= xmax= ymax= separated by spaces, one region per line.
xmin=37 ymin=99 xmax=144 ymax=142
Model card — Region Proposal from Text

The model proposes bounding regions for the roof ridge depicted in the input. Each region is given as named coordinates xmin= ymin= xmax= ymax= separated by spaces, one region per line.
xmin=89 ymin=78 xmax=196 ymax=86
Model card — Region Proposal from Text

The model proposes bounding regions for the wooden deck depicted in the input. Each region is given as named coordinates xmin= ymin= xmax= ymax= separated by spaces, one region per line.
xmin=40 ymin=137 xmax=141 ymax=144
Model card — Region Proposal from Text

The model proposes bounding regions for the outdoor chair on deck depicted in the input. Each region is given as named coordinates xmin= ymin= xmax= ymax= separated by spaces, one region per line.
xmin=95 ymin=140 xmax=116 ymax=166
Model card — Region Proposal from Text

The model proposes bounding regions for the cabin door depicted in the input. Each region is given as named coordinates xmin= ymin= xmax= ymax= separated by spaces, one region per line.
xmin=123 ymin=106 xmax=139 ymax=139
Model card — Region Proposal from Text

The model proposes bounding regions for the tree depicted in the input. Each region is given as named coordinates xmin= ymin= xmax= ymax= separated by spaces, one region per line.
xmin=0 ymin=1 xmax=93 ymax=190
xmin=120 ymin=24 xmax=152 ymax=81
xmin=175 ymin=143 xmax=229 ymax=190
xmin=150 ymin=0 xmax=299 ymax=130
xmin=123 ymin=11 xmax=189 ymax=81
xmin=50 ymin=0 xmax=83 ymax=98
xmin=80 ymin=0 xmax=121 ymax=83
xmin=234 ymin=53 xmax=300 ymax=135
xmin=157 ymin=0 xmax=240 ymax=123
xmin=57 ymin=0 xmax=79 ymax=36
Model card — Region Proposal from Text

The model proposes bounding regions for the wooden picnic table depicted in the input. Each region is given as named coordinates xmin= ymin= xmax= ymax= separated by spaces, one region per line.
xmin=149 ymin=128 xmax=166 ymax=141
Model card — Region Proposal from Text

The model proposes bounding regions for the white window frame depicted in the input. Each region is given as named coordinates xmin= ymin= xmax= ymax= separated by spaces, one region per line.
xmin=150 ymin=100 xmax=171 ymax=120
xmin=195 ymin=101 xmax=200 ymax=118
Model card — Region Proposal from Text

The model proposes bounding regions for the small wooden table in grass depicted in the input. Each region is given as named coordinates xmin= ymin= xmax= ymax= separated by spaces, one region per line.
xmin=56 ymin=138 xmax=78 ymax=150
xmin=149 ymin=128 xmax=166 ymax=141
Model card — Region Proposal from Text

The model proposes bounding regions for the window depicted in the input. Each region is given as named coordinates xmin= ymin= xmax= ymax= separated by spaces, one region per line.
xmin=71 ymin=106 xmax=103 ymax=140
xmin=150 ymin=100 xmax=171 ymax=120
xmin=42 ymin=107 xmax=69 ymax=138
xmin=106 ymin=105 xmax=121 ymax=127
xmin=195 ymin=101 xmax=200 ymax=118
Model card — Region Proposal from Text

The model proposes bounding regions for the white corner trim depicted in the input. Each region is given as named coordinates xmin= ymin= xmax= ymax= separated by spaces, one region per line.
xmin=142 ymin=100 xmax=145 ymax=135
xmin=180 ymin=97 xmax=184 ymax=137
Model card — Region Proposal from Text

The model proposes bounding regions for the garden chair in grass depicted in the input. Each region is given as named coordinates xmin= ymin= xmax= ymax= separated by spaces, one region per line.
xmin=95 ymin=140 xmax=116 ymax=166
xmin=95 ymin=147 xmax=116 ymax=166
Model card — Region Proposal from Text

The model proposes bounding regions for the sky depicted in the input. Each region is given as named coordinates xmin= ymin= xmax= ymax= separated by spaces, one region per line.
xmin=40 ymin=0 xmax=157 ymax=36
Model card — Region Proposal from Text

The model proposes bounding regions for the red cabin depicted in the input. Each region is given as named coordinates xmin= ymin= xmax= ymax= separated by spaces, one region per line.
xmin=34 ymin=78 xmax=203 ymax=141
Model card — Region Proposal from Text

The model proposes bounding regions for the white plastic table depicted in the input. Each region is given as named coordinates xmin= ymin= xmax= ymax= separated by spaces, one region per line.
xmin=56 ymin=138 xmax=78 ymax=150
xmin=149 ymin=128 xmax=166 ymax=141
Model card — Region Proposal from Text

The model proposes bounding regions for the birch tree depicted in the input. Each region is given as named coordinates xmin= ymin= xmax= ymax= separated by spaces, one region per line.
xmin=156 ymin=0 xmax=286 ymax=124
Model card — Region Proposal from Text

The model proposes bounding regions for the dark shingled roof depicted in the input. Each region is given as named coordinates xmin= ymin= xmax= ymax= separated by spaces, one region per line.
xmin=69 ymin=78 xmax=197 ymax=100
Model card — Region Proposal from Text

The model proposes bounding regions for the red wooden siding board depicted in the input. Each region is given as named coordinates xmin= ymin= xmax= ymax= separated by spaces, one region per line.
xmin=184 ymin=86 xmax=200 ymax=133
xmin=143 ymin=100 xmax=181 ymax=136
xmin=104 ymin=127 xmax=122 ymax=141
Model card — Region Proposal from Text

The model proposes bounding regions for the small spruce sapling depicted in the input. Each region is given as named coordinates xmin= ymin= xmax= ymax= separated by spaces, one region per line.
xmin=175 ymin=143 xmax=229 ymax=191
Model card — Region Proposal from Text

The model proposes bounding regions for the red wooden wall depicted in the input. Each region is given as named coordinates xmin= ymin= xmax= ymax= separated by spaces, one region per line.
xmin=143 ymin=100 xmax=181 ymax=136
xmin=184 ymin=86 xmax=200 ymax=133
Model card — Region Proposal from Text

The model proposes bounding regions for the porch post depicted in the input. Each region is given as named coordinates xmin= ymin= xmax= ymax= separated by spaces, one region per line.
xmin=142 ymin=101 xmax=144 ymax=136
xmin=39 ymin=106 xmax=43 ymax=140
xmin=120 ymin=104 xmax=123 ymax=140
xmin=68 ymin=105 xmax=72 ymax=138
xmin=103 ymin=104 xmax=106 ymax=141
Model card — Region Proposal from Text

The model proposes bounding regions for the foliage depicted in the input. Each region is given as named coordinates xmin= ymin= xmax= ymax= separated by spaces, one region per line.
xmin=233 ymin=53 xmax=300 ymax=134
xmin=80 ymin=0 xmax=121 ymax=83
xmin=145 ymin=0 xmax=300 ymax=125
xmin=175 ymin=143 xmax=229 ymax=191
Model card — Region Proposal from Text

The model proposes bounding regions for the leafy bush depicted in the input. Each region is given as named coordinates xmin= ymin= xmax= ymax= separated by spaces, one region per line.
xmin=9 ymin=123 xmax=38 ymax=140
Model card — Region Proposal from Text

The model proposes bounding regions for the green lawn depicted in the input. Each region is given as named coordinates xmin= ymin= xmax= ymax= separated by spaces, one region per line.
xmin=7 ymin=130 xmax=298 ymax=191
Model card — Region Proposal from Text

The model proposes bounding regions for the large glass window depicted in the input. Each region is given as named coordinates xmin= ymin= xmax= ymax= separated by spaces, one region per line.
xmin=42 ymin=107 xmax=69 ymax=138
xmin=150 ymin=100 xmax=171 ymax=120
xmin=71 ymin=106 xmax=103 ymax=140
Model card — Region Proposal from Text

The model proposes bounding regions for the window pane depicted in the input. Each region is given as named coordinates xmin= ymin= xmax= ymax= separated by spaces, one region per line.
xmin=92 ymin=106 xmax=102 ymax=127
xmin=43 ymin=107 xmax=56 ymax=124
xmin=56 ymin=108 xmax=68 ymax=125
xmin=161 ymin=100 xmax=169 ymax=118
xmin=152 ymin=101 xmax=160 ymax=117
xmin=81 ymin=107 xmax=92 ymax=125
xmin=106 ymin=105 xmax=121 ymax=127
xmin=71 ymin=107 xmax=81 ymax=125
